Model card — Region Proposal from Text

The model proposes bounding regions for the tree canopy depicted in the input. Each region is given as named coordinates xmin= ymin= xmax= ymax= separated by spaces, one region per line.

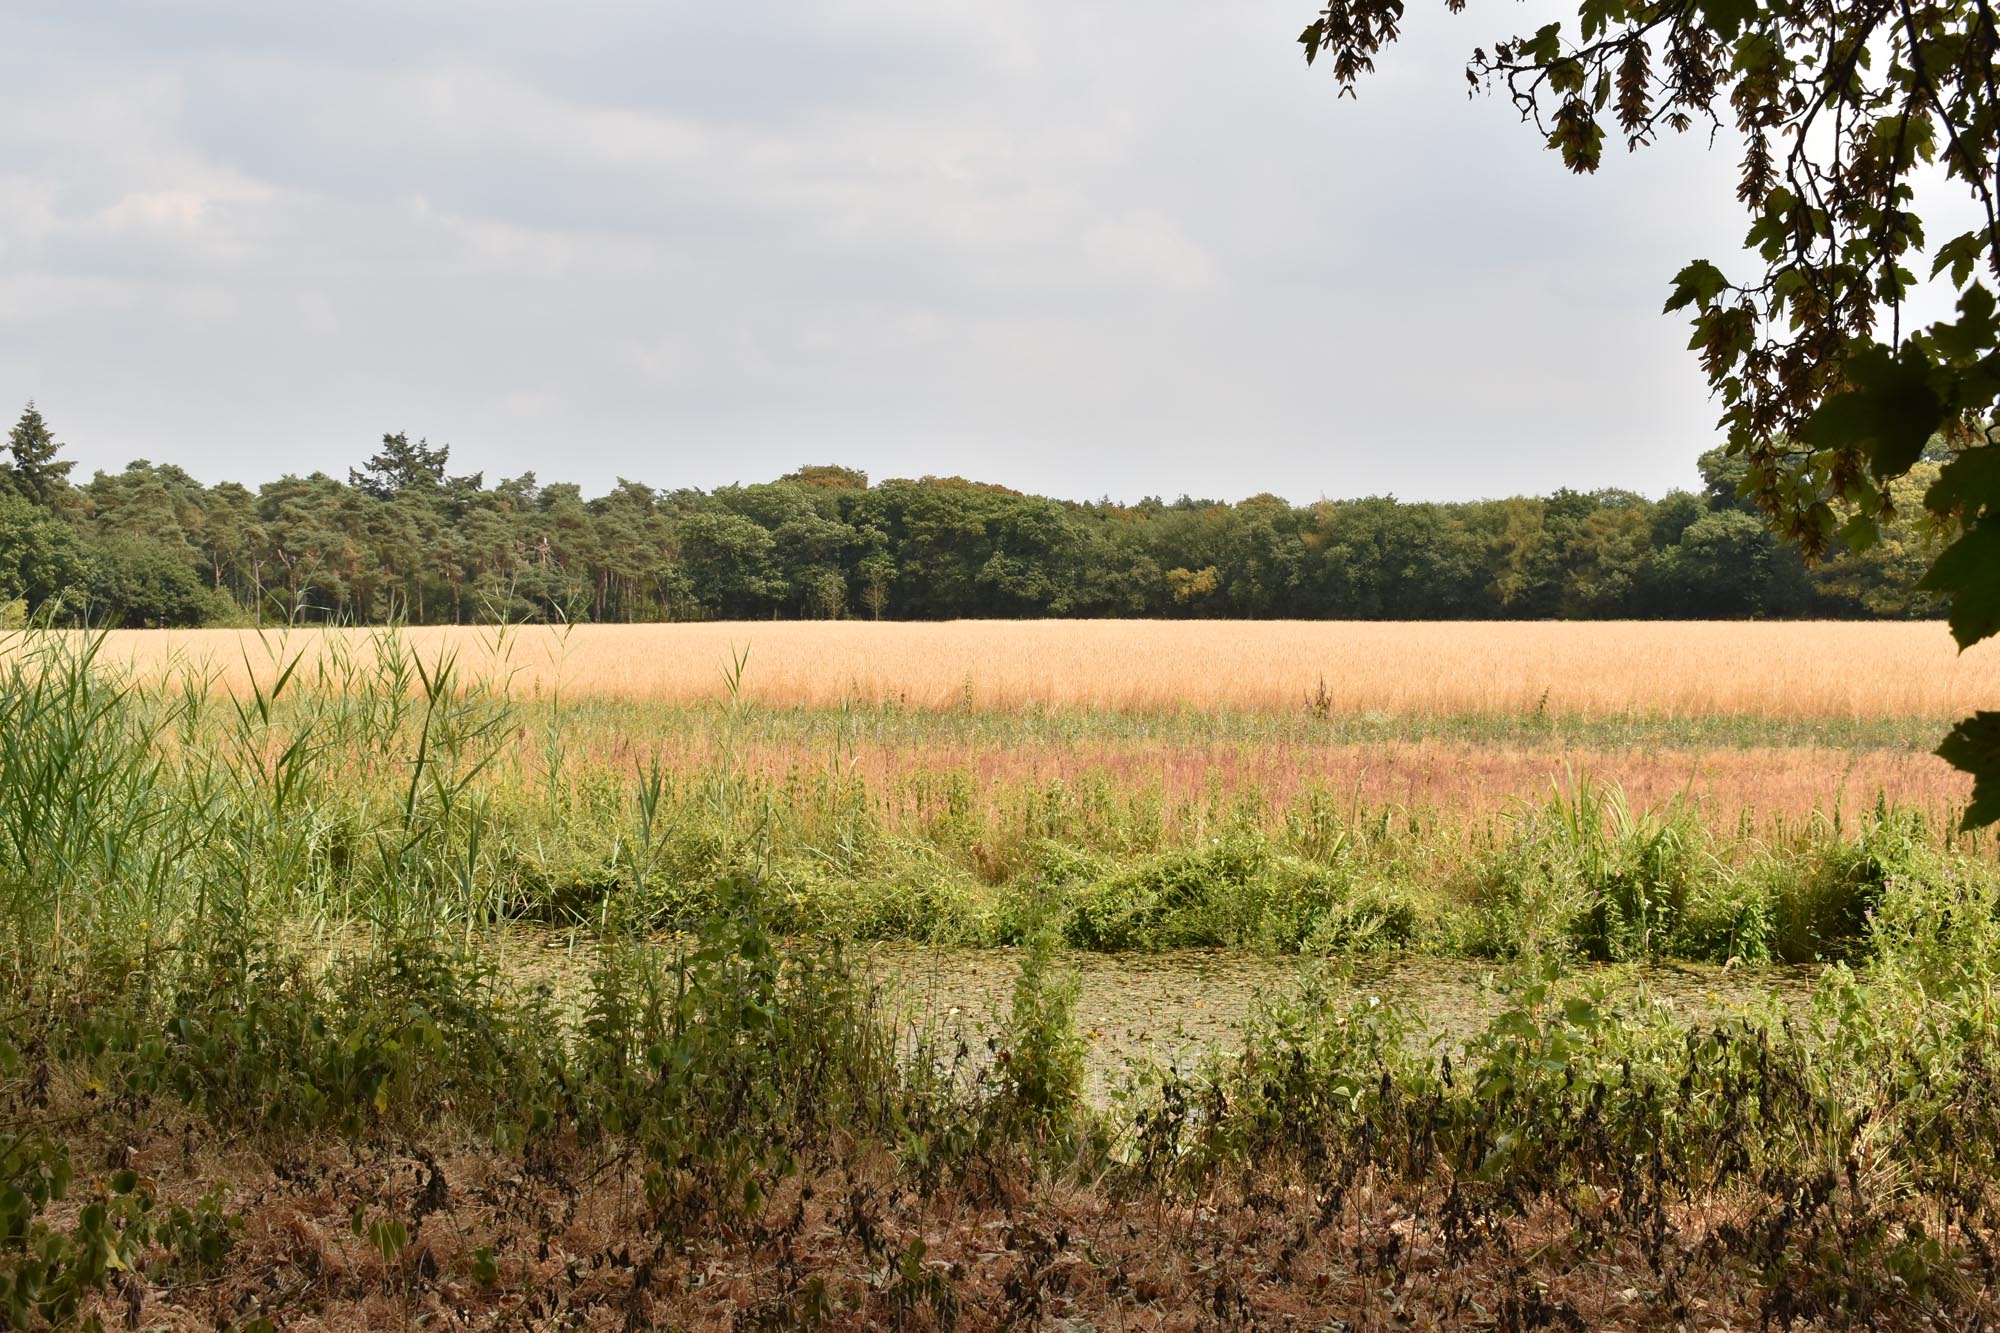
xmin=0 ymin=403 xmax=1949 ymax=633
xmin=1298 ymin=0 xmax=2000 ymax=820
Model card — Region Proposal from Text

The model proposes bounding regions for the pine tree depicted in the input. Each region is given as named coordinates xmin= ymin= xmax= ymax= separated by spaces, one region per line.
xmin=349 ymin=431 xmax=451 ymax=500
xmin=4 ymin=402 xmax=74 ymax=508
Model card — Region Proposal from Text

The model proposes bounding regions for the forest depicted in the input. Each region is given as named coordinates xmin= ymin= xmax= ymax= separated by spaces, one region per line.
xmin=0 ymin=404 xmax=1945 ymax=627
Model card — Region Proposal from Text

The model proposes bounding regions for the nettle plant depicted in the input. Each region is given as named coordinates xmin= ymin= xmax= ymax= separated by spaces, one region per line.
xmin=1299 ymin=0 xmax=2000 ymax=819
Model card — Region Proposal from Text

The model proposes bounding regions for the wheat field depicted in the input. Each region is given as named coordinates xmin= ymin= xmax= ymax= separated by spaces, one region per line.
xmin=64 ymin=620 xmax=2000 ymax=718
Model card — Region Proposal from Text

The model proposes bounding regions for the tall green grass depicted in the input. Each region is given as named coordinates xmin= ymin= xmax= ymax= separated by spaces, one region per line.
xmin=0 ymin=625 xmax=1988 ymax=970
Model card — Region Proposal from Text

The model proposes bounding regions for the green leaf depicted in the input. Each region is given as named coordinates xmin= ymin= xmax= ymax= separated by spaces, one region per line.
xmin=367 ymin=1216 xmax=408 ymax=1263
xmin=1561 ymin=995 xmax=1599 ymax=1028
xmin=1933 ymin=232 xmax=1984 ymax=288
xmin=1927 ymin=443 xmax=2000 ymax=520
xmin=1936 ymin=711 xmax=2000 ymax=829
xmin=1799 ymin=342 xmax=1947 ymax=478
xmin=1931 ymin=283 xmax=2000 ymax=363
xmin=1664 ymin=260 xmax=1729 ymax=312
xmin=1525 ymin=22 xmax=1563 ymax=61
xmin=1298 ymin=21 xmax=1325 ymax=65
xmin=1696 ymin=0 xmax=1758 ymax=39
xmin=1918 ymin=520 xmax=2000 ymax=648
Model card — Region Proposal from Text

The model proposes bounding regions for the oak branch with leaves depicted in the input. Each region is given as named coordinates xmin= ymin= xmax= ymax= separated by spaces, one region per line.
xmin=1301 ymin=0 xmax=2000 ymax=822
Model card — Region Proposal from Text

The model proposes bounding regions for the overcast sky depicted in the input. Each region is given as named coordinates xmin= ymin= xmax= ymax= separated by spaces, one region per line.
xmin=1 ymin=0 xmax=1761 ymax=504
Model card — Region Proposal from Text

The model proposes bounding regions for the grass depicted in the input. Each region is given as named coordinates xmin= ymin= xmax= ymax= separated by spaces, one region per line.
xmin=8 ymin=623 xmax=2000 ymax=1326
xmin=506 ymin=689 xmax=1967 ymax=752
xmin=2 ymin=624 xmax=1989 ymax=966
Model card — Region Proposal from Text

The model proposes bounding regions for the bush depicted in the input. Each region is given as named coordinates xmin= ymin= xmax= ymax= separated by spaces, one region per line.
xmin=84 ymin=536 xmax=218 ymax=628
xmin=988 ymin=901 xmax=1092 ymax=1155
xmin=1772 ymin=808 xmax=1936 ymax=963
xmin=1065 ymin=835 xmax=1270 ymax=949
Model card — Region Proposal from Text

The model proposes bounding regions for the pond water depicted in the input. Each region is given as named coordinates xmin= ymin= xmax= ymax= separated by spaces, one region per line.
xmin=867 ymin=945 xmax=1819 ymax=1098
xmin=492 ymin=929 xmax=1820 ymax=1102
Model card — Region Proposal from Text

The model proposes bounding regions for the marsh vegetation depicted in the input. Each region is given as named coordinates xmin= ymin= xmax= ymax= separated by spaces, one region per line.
xmin=5 ymin=623 xmax=2000 ymax=1328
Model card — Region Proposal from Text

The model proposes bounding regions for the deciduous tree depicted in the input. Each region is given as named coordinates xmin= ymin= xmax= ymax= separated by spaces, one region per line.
xmin=1297 ymin=0 xmax=2000 ymax=818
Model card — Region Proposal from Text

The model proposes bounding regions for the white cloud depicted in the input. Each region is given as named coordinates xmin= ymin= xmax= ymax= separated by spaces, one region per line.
xmin=0 ymin=0 xmax=1764 ymax=502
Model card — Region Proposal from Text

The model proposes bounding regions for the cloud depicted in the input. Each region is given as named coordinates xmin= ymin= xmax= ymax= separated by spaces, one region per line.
xmin=0 ymin=0 xmax=1753 ymax=502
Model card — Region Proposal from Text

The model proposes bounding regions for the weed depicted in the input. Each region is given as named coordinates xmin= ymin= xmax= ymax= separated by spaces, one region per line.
xmin=3 ymin=623 xmax=2000 ymax=1324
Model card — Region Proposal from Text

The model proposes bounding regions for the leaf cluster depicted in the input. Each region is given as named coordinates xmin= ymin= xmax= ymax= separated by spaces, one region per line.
xmin=1303 ymin=0 xmax=2000 ymax=819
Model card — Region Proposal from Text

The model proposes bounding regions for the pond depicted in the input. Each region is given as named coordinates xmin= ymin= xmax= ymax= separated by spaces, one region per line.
xmin=492 ymin=928 xmax=1821 ymax=1103
xmin=866 ymin=945 xmax=1818 ymax=1099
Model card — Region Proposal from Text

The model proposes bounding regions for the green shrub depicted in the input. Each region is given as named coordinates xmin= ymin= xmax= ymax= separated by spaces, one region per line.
xmin=772 ymin=854 xmax=990 ymax=943
xmin=1065 ymin=835 xmax=1270 ymax=950
xmin=1774 ymin=809 xmax=1938 ymax=962
xmin=1298 ymin=877 xmax=1432 ymax=953
xmin=1670 ymin=875 xmax=1776 ymax=962
xmin=573 ymin=876 xmax=932 ymax=1233
xmin=989 ymin=902 xmax=1092 ymax=1155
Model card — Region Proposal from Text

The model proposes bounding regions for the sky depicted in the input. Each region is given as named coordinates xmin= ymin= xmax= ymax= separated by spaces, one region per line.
xmin=0 ymin=0 xmax=1761 ymax=505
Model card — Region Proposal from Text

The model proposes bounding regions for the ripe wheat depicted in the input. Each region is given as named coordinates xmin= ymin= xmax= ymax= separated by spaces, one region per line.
xmin=73 ymin=620 xmax=2000 ymax=719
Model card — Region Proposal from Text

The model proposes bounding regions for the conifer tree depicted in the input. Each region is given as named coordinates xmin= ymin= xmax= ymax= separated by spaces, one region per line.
xmin=3 ymin=403 xmax=74 ymax=508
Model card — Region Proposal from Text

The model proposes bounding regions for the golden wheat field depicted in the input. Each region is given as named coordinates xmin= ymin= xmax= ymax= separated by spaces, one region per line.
xmin=65 ymin=620 xmax=2000 ymax=718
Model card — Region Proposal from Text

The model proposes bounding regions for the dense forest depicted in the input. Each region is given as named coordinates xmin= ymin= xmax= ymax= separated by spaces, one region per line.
xmin=0 ymin=403 xmax=1944 ymax=627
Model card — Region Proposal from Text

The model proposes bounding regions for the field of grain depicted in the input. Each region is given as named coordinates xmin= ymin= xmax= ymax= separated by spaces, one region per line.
xmin=69 ymin=620 xmax=2000 ymax=718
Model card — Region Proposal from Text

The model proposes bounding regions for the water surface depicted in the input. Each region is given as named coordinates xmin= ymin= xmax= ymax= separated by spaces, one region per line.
xmin=493 ymin=929 xmax=1819 ymax=1101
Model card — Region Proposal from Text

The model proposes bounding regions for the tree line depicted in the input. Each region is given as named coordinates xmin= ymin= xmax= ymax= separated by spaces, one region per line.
xmin=0 ymin=404 xmax=1945 ymax=628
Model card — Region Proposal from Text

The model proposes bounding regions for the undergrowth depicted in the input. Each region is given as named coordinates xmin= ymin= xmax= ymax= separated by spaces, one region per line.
xmin=5 ymin=626 xmax=2000 ymax=1325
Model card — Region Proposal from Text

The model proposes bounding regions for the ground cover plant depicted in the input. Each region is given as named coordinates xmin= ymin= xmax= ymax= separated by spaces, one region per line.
xmin=6 ymin=623 xmax=2000 ymax=1327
